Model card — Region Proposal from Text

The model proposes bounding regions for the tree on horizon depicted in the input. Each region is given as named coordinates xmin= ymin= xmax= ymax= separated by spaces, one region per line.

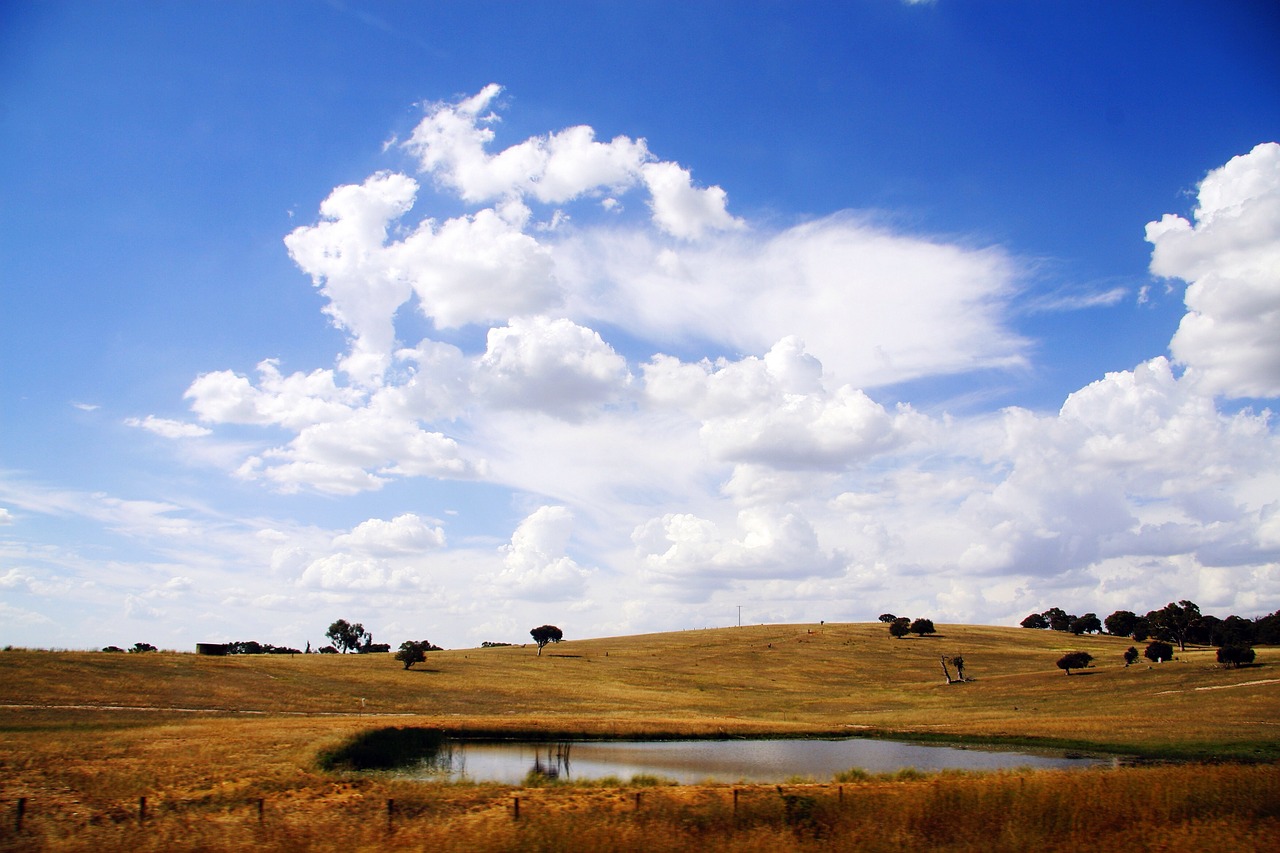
xmin=530 ymin=625 xmax=563 ymax=655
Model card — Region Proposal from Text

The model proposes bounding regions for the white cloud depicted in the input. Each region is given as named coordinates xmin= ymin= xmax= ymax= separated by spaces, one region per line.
xmin=0 ymin=568 xmax=32 ymax=590
xmin=634 ymin=506 xmax=842 ymax=593
xmin=473 ymin=315 xmax=631 ymax=418
xmin=124 ymin=594 xmax=162 ymax=620
xmin=640 ymin=161 xmax=744 ymax=240
xmin=877 ymin=357 xmax=1280 ymax=584
xmin=490 ymin=506 xmax=593 ymax=601
xmin=186 ymin=360 xmax=360 ymax=430
xmin=392 ymin=205 xmax=559 ymax=329
xmin=263 ymin=87 xmax=1025 ymax=404
xmin=560 ymin=214 xmax=1025 ymax=390
xmin=383 ymin=340 xmax=472 ymax=421
xmin=404 ymin=85 xmax=741 ymax=242
xmin=1146 ymin=141 xmax=1280 ymax=398
xmin=239 ymin=408 xmax=481 ymax=495
xmin=0 ymin=507 xmax=12 ymax=525
xmin=124 ymin=415 xmax=212 ymax=439
xmin=283 ymin=171 xmax=419 ymax=384
xmin=298 ymin=553 xmax=425 ymax=591
xmin=332 ymin=513 xmax=446 ymax=555
xmin=406 ymin=88 xmax=651 ymax=205
xmin=1021 ymin=286 xmax=1129 ymax=313
xmin=162 ymin=576 xmax=193 ymax=593
xmin=0 ymin=601 xmax=55 ymax=629
xmin=643 ymin=337 xmax=917 ymax=469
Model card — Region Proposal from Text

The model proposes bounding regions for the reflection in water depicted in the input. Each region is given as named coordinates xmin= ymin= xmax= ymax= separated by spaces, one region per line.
xmin=400 ymin=738 xmax=1108 ymax=785
xmin=414 ymin=739 xmax=457 ymax=777
xmin=528 ymin=741 xmax=573 ymax=780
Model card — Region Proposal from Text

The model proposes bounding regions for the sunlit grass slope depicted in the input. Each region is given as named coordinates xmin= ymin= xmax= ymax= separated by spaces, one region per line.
xmin=2 ymin=622 xmax=1276 ymax=757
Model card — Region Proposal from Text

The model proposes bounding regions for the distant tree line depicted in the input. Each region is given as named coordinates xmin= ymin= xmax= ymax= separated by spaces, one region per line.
xmin=226 ymin=641 xmax=302 ymax=655
xmin=101 ymin=642 xmax=156 ymax=653
xmin=1020 ymin=601 xmax=1280 ymax=650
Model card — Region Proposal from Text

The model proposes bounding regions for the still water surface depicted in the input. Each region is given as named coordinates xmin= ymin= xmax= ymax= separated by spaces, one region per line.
xmin=398 ymin=739 xmax=1106 ymax=784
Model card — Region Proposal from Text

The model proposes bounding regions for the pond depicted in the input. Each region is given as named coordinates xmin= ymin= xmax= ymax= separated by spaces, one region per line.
xmin=394 ymin=738 xmax=1109 ymax=784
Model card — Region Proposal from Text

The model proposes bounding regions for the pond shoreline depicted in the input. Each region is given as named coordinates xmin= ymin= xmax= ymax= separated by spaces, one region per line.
xmin=319 ymin=724 xmax=1137 ymax=778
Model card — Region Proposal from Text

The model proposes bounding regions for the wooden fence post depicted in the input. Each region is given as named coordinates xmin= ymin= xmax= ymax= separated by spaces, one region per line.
xmin=257 ymin=798 xmax=265 ymax=824
xmin=138 ymin=796 xmax=146 ymax=823
xmin=15 ymin=798 xmax=26 ymax=832
xmin=512 ymin=796 xmax=520 ymax=821
xmin=386 ymin=798 xmax=394 ymax=830
xmin=733 ymin=788 xmax=739 ymax=815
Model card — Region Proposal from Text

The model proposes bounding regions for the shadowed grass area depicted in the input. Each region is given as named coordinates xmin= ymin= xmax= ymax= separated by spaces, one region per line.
xmin=317 ymin=726 xmax=447 ymax=771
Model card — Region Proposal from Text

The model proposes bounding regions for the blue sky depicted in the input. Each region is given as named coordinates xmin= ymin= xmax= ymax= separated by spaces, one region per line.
xmin=2 ymin=1 xmax=1278 ymax=651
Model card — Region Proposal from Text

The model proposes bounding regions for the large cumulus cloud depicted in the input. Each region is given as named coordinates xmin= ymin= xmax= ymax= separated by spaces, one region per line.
xmin=119 ymin=89 xmax=1280 ymax=639
xmin=1147 ymin=142 xmax=1280 ymax=398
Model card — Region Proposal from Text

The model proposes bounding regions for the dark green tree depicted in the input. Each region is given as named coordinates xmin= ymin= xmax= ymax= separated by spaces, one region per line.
xmin=910 ymin=618 xmax=937 ymax=637
xmin=1210 ymin=616 xmax=1255 ymax=647
xmin=1123 ymin=646 xmax=1139 ymax=666
xmin=1069 ymin=613 xmax=1102 ymax=635
xmin=326 ymin=619 xmax=367 ymax=654
xmin=1104 ymin=610 xmax=1139 ymax=637
xmin=395 ymin=641 xmax=427 ymax=670
xmin=1043 ymin=607 xmax=1075 ymax=632
xmin=130 ymin=642 xmax=157 ymax=653
xmin=1020 ymin=612 xmax=1048 ymax=629
xmin=1255 ymin=610 xmax=1280 ymax=644
xmin=1216 ymin=645 xmax=1256 ymax=668
xmin=878 ymin=613 xmax=898 ymax=623
xmin=1148 ymin=601 xmax=1201 ymax=651
xmin=1056 ymin=651 xmax=1092 ymax=675
xmin=1144 ymin=641 xmax=1175 ymax=663
xmin=530 ymin=625 xmax=563 ymax=655
xmin=889 ymin=617 xmax=912 ymax=639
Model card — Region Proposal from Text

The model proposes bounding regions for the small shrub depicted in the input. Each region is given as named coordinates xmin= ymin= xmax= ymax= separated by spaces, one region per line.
xmin=1145 ymin=641 xmax=1174 ymax=663
xmin=629 ymin=773 xmax=675 ymax=787
xmin=834 ymin=767 xmax=872 ymax=782
xmin=1057 ymin=651 xmax=1093 ymax=674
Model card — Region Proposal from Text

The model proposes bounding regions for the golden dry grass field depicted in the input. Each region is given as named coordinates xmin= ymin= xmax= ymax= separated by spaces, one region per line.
xmin=1 ymin=623 xmax=1277 ymax=850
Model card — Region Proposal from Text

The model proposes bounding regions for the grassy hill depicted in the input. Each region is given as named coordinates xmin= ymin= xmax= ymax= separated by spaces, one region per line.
xmin=2 ymin=622 xmax=1276 ymax=758
xmin=2 ymin=623 xmax=1277 ymax=851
